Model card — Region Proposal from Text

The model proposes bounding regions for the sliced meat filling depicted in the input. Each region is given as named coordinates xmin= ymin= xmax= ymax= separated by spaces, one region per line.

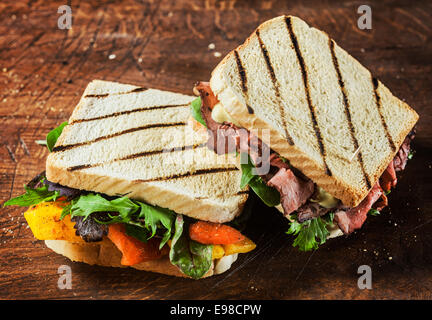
xmin=267 ymin=168 xmax=314 ymax=216
xmin=194 ymin=81 xmax=414 ymax=234
xmin=334 ymin=183 xmax=383 ymax=234
xmin=297 ymin=202 xmax=332 ymax=223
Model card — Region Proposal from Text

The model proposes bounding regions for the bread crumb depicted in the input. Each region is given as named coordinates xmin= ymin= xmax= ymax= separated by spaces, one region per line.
xmin=388 ymin=256 xmax=393 ymax=260
xmin=108 ymin=54 xmax=116 ymax=60
xmin=138 ymin=57 xmax=143 ymax=63
xmin=208 ymin=43 xmax=215 ymax=50
xmin=214 ymin=51 xmax=222 ymax=58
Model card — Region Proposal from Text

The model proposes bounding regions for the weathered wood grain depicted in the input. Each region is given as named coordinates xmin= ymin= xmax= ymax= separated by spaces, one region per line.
xmin=0 ymin=0 xmax=431 ymax=299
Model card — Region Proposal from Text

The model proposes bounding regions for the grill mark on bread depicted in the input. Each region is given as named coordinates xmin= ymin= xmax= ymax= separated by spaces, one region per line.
xmin=372 ymin=77 xmax=396 ymax=153
xmin=255 ymin=29 xmax=294 ymax=146
xmin=284 ymin=16 xmax=332 ymax=176
xmin=329 ymin=38 xmax=371 ymax=189
xmin=84 ymin=87 xmax=148 ymax=98
xmin=67 ymin=143 xmax=207 ymax=171
xmin=52 ymin=122 xmax=187 ymax=152
xmin=69 ymin=104 xmax=189 ymax=124
xmin=134 ymin=167 xmax=238 ymax=183
xmin=195 ymin=190 xmax=249 ymax=200
xmin=234 ymin=50 xmax=254 ymax=114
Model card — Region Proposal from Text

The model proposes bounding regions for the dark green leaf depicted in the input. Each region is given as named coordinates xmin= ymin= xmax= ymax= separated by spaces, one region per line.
xmin=125 ymin=224 xmax=149 ymax=243
xmin=240 ymin=154 xmax=280 ymax=207
xmin=3 ymin=184 xmax=59 ymax=207
xmin=46 ymin=121 xmax=68 ymax=152
xmin=190 ymin=97 xmax=207 ymax=127
xmin=239 ymin=154 xmax=254 ymax=189
xmin=169 ymin=215 xmax=213 ymax=279
xmin=248 ymin=177 xmax=280 ymax=207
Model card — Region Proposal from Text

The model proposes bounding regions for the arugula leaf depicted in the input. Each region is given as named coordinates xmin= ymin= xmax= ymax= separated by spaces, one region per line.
xmin=408 ymin=151 xmax=414 ymax=160
xmin=368 ymin=208 xmax=380 ymax=216
xmin=62 ymin=193 xmax=175 ymax=249
xmin=69 ymin=194 xmax=140 ymax=221
xmin=169 ymin=215 xmax=213 ymax=279
xmin=240 ymin=154 xmax=280 ymax=207
xmin=3 ymin=183 xmax=60 ymax=207
xmin=46 ymin=121 xmax=68 ymax=152
xmin=286 ymin=214 xmax=334 ymax=251
xmin=190 ymin=97 xmax=207 ymax=127
xmin=137 ymin=202 xmax=175 ymax=249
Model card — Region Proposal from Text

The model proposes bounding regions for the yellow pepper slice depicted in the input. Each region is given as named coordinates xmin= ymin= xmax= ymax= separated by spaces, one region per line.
xmin=24 ymin=201 xmax=84 ymax=243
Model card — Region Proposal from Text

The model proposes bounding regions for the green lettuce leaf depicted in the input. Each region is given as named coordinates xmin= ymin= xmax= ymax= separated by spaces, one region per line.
xmin=137 ymin=202 xmax=175 ymax=249
xmin=287 ymin=214 xmax=334 ymax=251
xmin=169 ymin=215 xmax=213 ymax=279
xmin=69 ymin=194 xmax=140 ymax=220
xmin=46 ymin=121 xmax=68 ymax=152
xmin=3 ymin=183 xmax=60 ymax=207
xmin=240 ymin=154 xmax=280 ymax=207
xmin=62 ymin=193 xmax=175 ymax=249
xmin=190 ymin=97 xmax=207 ymax=127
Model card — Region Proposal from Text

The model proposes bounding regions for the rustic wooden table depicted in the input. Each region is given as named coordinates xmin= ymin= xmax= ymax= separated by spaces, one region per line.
xmin=0 ymin=0 xmax=431 ymax=300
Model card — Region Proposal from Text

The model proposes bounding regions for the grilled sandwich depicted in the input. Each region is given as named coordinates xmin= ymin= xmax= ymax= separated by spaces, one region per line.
xmin=5 ymin=80 xmax=256 ymax=279
xmin=191 ymin=15 xmax=419 ymax=250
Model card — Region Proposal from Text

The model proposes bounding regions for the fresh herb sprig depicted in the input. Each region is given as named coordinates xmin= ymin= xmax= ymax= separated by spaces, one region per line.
xmin=286 ymin=213 xmax=335 ymax=251
xmin=3 ymin=183 xmax=60 ymax=207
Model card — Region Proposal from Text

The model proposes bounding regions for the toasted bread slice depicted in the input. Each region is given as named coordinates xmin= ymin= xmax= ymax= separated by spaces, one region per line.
xmin=210 ymin=15 xmax=418 ymax=207
xmin=45 ymin=239 xmax=239 ymax=278
xmin=46 ymin=80 xmax=248 ymax=223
